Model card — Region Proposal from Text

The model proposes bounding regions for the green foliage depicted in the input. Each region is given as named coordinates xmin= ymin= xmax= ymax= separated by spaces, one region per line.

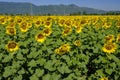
xmin=0 ymin=16 xmax=120 ymax=80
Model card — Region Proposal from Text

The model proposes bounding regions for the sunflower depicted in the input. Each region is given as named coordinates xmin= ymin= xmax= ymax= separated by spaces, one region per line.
xmin=6 ymin=27 xmax=16 ymax=35
xmin=6 ymin=22 xmax=16 ymax=28
xmin=72 ymin=20 xmax=79 ymax=28
xmin=16 ymin=17 xmax=23 ymax=25
xmin=55 ymin=48 xmax=60 ymax=54
xmin=102 ymin=42 xmax=117 ymax=54
xmin=58 ymin=19 xmax=65 ymax=27
xmin=6 ymin=41 xmax=19 ymax=52
xmin=80 ymin=19 xmax=88 ymax=26
xmin=55 ymin=43 xmax=71 ymax=55
xmin=104 ymin=22 xmax=111 ymax=29
xmin=100 ymin=77 xmax=108 ymax=80
xmin=116 ymin=22 xmax=120 ymax=28
xmin=75 ymin=25 xmax=83 ymax=33
xmin=64 ymin=19 xmax=72 ymax=27
xmin=19 ymin=21 xmax=29 ymax=32
xmin=104 ymin=35 xmax=114 ymax=43
xmin=43 ymin=27 xmax=52 ymax=36
xmin=73 ymin=40 xmax=81 ymax=46
xmin=35 ymin=33 xmax=46 ymax=43
xmin=34 ymin=19 xmax=41 ymax=28
xmin=0 ymin=17 xmax=6 ymax=25
xmin=116 ymin=34 xmax=120 ymax=43
xmin=62 ymin=27 xmax=72 ymax=36
xmin=44 ymin=21 xmax=52 ymax=28
xmin=9 ymin=18 xmax=15 ymax=23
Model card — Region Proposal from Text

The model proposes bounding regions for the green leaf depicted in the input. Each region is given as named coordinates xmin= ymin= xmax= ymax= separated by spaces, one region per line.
xmin=110 ymin=54 xmax=119 ymax=62
xmin=28 ymin=60 xmax=37 ymax=67
xmin=96 ymin=69 xmax=105 ymax=77
xmin=37 ymin=58 xmax=46 ymax=66
xmin=13 ymin=75 xmax=22 ymax=80
xmin=44 ymin=60 xmax=56 ymax=71
xmin=110 ymin=54 xmax=120 ymax=67
xmin=2 ymin=54 xmax=13 ymax=63
xmin=42 ymin=74 xmax=51 ymax=80
xmin=30 ymin=75 xmax=39 ymax=80
xmin=61 ymin=55 xmax=70 ymax=62
xmin=3 ymin=66 xmax=16 ymax=77
xmin=16 ymin=53 xmax=24 ymax=60
xmin=18 ymin=68 xmax=25 ymax=75
xmin=35 ymin=69 xmax=44 ymax=77
xmin=28 ymin=67 xmax=34 ymax=74
xmin=105 ymin=69 xmax=113 ymax=75
xmin=51 ymin=73 xmax=61 ymax=80
xmin=57 ymin=64 xmax=71 ymax=74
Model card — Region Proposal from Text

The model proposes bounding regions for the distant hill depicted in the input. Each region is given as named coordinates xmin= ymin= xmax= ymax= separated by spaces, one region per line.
xmin=0 ymin=2 xmax=107 ymax=15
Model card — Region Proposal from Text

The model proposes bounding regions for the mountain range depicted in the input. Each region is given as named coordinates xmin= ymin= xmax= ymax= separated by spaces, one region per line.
xmin=0 ymin=2 xmax=114 ymax=15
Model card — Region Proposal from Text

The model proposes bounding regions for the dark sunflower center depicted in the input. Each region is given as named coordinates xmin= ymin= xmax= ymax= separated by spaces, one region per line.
xmin=44 ymin=29 xmax=49 ymax=34
xmin=118 ymin=38 xmax=120 ymax=42
xmin=9 ymin=28 xmax=15 ymax=33
xmin=1 ymin=18 xmax=5 ymax=23
xmin=21 ymin=23 xmax=27 ymax=29
xmin=21 ymin=25 xmax=27 ymax=29
xmin=65 ymin=21 xmax=71 ymax=26
xmin=81 ymin=20 xmax=86 ymax=24
xmin=103 ymin=78 xmax=107 ymax=80
xmin=60 ymin=19 xmax=65 ymax=24
xmin=64 ymin=28 xmax=70 ymax=34
xmin=77 ymin=26 xmax=81 ymax=30
xmin=9 ymin=23 xmax=15 ymax=27
xmin=8 ymin=42 xmax=17 ymax=49
xmin=59 ymin=47 xmax=67 ymax=53
xmin=75 ymin=41 xmax=80 ymax=44
xmin=45 ymin=22 xmax=50 ymax=26
xmin=36 ymin=21 xmax=40 ymax=25
xmin=117 ymin=22 xmax=120 ymax=26
xmin=105 ymin=36 xmax=112 ymax=41
xmin=17 ymin=19 xmax=22 ymax=23
xmin=38 ymin=34 xmax=44 ymax=39
xmin=105 ymin=45 xmax=113 ymax=50
xmin=10 ymin=19 xmax=14 ymax=23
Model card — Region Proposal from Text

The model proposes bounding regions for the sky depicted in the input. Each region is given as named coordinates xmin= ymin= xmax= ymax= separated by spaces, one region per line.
xmin=0 ymin=0 xmax=120 ymax=11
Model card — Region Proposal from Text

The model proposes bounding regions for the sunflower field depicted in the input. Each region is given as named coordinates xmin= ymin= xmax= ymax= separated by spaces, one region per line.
xmin=0 ymin=15 xmax=120 ymax=80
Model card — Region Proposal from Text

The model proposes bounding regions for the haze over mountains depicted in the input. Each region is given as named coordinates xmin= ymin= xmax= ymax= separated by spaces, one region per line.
xmin=0 ymin=2 xmax=119 ymax=15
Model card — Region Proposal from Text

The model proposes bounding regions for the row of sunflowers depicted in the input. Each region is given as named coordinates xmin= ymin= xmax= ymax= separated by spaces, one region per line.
xmin=0 ymin=15 xmax=120 ymax=80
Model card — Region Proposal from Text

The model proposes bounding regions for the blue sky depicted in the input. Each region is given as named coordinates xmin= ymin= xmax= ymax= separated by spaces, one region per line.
xmin=0 ymin=0 xmax=120 ymax=11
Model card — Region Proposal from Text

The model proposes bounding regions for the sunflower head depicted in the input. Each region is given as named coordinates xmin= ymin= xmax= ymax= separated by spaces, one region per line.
xmin=64 ymin=19 xmax=71 ymax=27
xmin=44 ymin=21 xmax=52 ymax=28
xmin=102 ymin=42 xmax=117 ymax=54
xmin=43 ymin=27 xmax=52 ymax=36
xmin=0 ymin=17 xmax=6 ymax=25
xmin=6 ymin=27 xmax=16 ymax=35
xmin=73 ymin=40 xmax=81 ymax=46
xmin=62 ymin=27 xmax=72 ymax=36
xmin=58 ymin=19 xmax=65 ymax=27
xmin=116 ymin=34 xmax=120 ymax=43
xmin=6 ymin=41 xmax=19 ymax=52
xmin=16 ymin=18 xmax=23 ymax=24
xmin=35 ymin=33 xmax=46 ymax=43
xmin=104 ymin=35 xmax=114 ymax=43
xmin=7 ymin=22 xmax=16 ymax=28
xmin=19 ymin=21 xmax=29 ymax=32
xmin=100 ymin=77 xmax=108 ymax=80
xmin=80 ymin=19 xmax=88 ymax=26
xmin=55 ymin=43 xmax=71 ymax=55
xmin=75 ymin=25 xmax=83 ymax=33
xmin=116 ymin=22 xmax=120 ymax=28
xmin=34 ymin=19 xmax=41 ymax=28
xmin=104 ymin=22 xmax=111 ymax=29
